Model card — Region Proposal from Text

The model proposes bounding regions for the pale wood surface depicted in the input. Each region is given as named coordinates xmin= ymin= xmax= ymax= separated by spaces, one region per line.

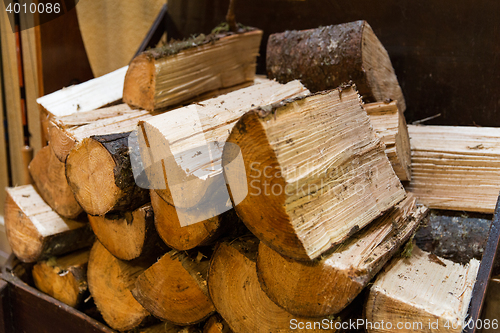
xmin=225 ymin=87 xmax=406 ymax=260
xmin=365 ymin=101 xmax=411 ymax=181
xmin=4 ymin=185 xmax=93 ymax=263
xmin=406 ymin=125 xmax=500 ymax=213
xmin=256 ymin=195 xmax=427 ymax=317
xmin=0 ymin=33 xmax=8 ymax=216
xmin=37 ymin=65 xmax=128 ymax=118
xmin=366 ymin=247 xmax=480 ymax=333
xmin=139 ymin=80 xmax=309 ymax=209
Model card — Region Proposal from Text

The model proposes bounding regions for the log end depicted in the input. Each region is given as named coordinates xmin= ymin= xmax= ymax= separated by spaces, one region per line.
xmin=123 ymin=53 xmax=156 ymax=111
xmin=66 ymin=138 xmax=122 ymax=216
xmin=48 ymin=120 xmax=77 ymax=163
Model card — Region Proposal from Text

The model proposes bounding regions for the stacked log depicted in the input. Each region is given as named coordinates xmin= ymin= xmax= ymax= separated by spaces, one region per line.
xmin=2 ymin=20 xmax=486 ymax=333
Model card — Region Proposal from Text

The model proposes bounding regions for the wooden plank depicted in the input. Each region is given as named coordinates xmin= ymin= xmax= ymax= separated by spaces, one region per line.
xmin=0 ymin=3 xmax=24 ymax=186
xmin=19 ymin=8 xmax=43 ymax=154
xmin=0 ymin=33 xmax=9 ymax=217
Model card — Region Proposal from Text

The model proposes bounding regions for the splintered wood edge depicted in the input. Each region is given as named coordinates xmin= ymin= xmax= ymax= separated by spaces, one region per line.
xmin=66 ymin=138 xmax=121 ymax=216
xmin=123 ymin=54 xmax=156 ymax=111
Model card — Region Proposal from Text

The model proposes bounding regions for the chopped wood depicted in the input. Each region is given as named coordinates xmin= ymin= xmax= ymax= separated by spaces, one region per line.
xmin=365 ymin=246 xmax=480 ymax=333
xmin=66 ymin=132 xmax=150 ymax=216
xmin=28 ymin=145 xmax=83 ymax=218
xmin=267 ymin=21 xmax=406 ymax=112
xmin=406 ymin=125 xmax=500 ymax=213
xmin=208 ymin=237 xmax=334 ymax=332
xmin=32 ymin=249 xmax=89 ymax=307
xmin=123 ymin=30 xmax=263 ymax=111
xmin=37 ymin=65 xmax=128 ymax=136
xmin=87 ymin=240 xmax=155 ymax=331
xmin=203 ymin=314 xmax=232 ymax=333
xmin=48 ymin=103 xmax=151 ymax=162
xmin=138 ymin=79 xmax=309 ymax=211
xmin=256 ymin=195 xmax=427 ymax=317
xmin=151 ymin=190 xmax=244 ymax=251
xmin=88 ymin=204 xmax=162 ymax=261
xmin=132 ymin=249 xmax=215 ymax=325
xmin=4 ymin=185 xmax=94 ymax=263
xmin=223 ymin=86 xmax=406 ymax=260
xmin=365 ymin=101 xmax=411 ymax=181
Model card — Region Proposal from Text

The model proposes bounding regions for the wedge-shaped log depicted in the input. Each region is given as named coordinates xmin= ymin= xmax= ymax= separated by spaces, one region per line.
xmin=365 ymin=101 xmax=411 ymax=181
xmin=28 ymin=145 xmax=83 ymax=218
xmin=365 ymin=246 xmax=480 ymax=333
xmin=88 ymin=204 xmax=162 ymax=260
xmin=138 ymin=79 xmax=309 ymax=211
xmin=4 ymin=185 xmax=93 ymax=263
xmin=37 ymin=66 xmax=128 ymax=139
xmin=124 ymin=29 xmax=262 ymax=111
xmin=133 ymin=249 xmax=215 ymax=325
xmin=208 ymin=238 xmax=335 ymax=333
xmin=267 ymin=21 xmax=405 ymax=112
xmin=88 ymin=240 xmax=156 ymax=331
xmin=151 ymin=190 xmax=244 ymax=251
xmin=223 ymin=86 xmax=406 ymax=260
xmin=208 ymin=237 xmax=335 ymax=333
xmin=48 ymin=104 xmax=151 ymax=162
xmin=406 ymin=124 xmax=500 ymax=213
xmin=257 ymin=195 xmax=427 ymax=317
xmin=66 ymin=132 xmax=150 ymax=215
xmin=32 ymin=249 xmax=89 ymax=307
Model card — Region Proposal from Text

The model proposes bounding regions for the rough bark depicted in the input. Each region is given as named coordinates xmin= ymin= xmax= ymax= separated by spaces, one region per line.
xmin=66 ymin=132 xmax=150 ymax=216
xmin=267 ymin=21 xmax=405 ymax=113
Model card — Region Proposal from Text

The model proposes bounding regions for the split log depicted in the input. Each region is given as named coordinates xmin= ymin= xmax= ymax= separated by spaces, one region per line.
xmin=132 ymin=249 xmax=215 ymax=325
xmin=365 ymin=246 xmax=480 ymax=333
xmin=48 ymin=103 xmax=151 ymax=162
xmin=207 ymin=237 xmax=335 ymax=333
xmin=406 ymin=125 xmax=500 ymax=213
xmin=256 ymin=195 xmax=427 ymax=317
xmin=223 ymin=86 xmax=406 ymax=260
xmin=203 ymin=314 xmax=232 ymax=333
xmin=267 ymin=21 xmax=406 ymax=112
xmin=37 ymin=65 xmax=128 ymax=140
xmin=87 ymin=240 xmax=156 ymax=331
xmin=365 ymin=101 xmax=411 ymax=181
xmin=138 ymin=79 xmax=309 ymax=211
xmin=28 ymin=145 xmax=83 ymax=218
xmin=124 ymin=29 xmax=262 ymax=111
xmin=88 ymin=204 xmax=162 ymax=261
xmin=4 ymin=185 xmax=94 ymax=263
xmin=32 ymin=249 xmax=89 ymax=307
xmin=151 ymin=190 xmax=244 ymax=251
xmin=66 ymin=132 xmax=150 ymax=216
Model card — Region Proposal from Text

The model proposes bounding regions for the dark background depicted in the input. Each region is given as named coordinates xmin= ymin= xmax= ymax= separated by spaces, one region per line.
xmin=169 ymin=0 xmax=500 ymax=127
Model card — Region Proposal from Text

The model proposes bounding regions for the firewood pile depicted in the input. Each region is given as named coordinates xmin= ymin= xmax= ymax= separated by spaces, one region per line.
xmin=6 ymin=20 xmax=498 ymax=332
